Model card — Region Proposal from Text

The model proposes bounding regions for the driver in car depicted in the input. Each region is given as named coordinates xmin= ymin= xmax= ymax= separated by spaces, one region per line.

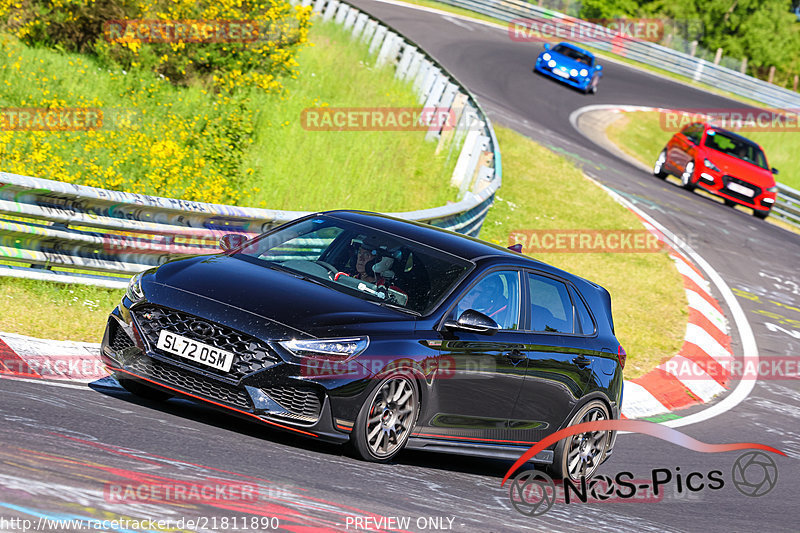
xmin=457 ymin=275 xmax=508 ymax=325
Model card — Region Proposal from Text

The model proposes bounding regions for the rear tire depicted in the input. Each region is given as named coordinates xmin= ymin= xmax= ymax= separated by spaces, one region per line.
xmin=118 ymin=376 xmax=172 ymax=401
xmin=351 ymin=374 xmax=419 ymax=463
xmin=548 ymin=400 xmax=611 ymax=482
xmin=753 ymin=209 xmax=770 ymax=220
xmin=653 ymin=150 xmax=668 ymax=179
xmin=724 ymin=199 xmax=737 ymax=207
xmin=681 ymin=161 xmax=697 ymax=191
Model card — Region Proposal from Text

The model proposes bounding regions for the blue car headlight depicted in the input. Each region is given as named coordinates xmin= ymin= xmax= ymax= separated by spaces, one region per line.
xmin=570 ymin=68 xmax=579 ymax=77
xmin=542 ymin=53 xmax=551 ymax=61
xmin=580 ymin=68 xmax=589 ymax=77
xmin=548 ymin=60 xmax=556 ymax=68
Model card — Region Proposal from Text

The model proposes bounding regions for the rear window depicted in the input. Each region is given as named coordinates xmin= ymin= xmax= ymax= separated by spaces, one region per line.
xmin=528 ymin=273 xmax=574 ymax=333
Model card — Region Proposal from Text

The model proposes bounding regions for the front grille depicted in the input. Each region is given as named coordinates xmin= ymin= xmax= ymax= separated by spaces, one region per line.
xmin=722 ymin=175 xmax=761 ymax=203
xmin=110 ymin=324 xmax=135 ymax=353
xmin=128 ymin=358 xmax=251 ymax=410
xmin=132 ymin=305 xmax=278 ymax=382
xmin=263 ymin=386 xmax=322 ymax=422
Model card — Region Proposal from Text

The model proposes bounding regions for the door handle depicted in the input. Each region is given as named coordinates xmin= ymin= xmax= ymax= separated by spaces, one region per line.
xmin=572 ymin=355 xmax=591 ymax=368
xmin=504 ymin=350 xmax=526 ymax=366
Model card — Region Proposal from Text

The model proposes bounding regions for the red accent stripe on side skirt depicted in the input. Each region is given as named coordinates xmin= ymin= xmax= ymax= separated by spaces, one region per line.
xmin=112 ymin=367 xmax=318 ymax=438
xmin=411 ymin=432 xmax=537 ymax=445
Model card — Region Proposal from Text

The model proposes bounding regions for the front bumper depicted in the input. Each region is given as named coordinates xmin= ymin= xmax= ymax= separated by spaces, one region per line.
xmin=696 ymin=170 xmax=775 ymax=212
xmin=535 ymin=61 xmax=592 ymax=90
xmin=101 ymin=305 xmax=368 ymax=444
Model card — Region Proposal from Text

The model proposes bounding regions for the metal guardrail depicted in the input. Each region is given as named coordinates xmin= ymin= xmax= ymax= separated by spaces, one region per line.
xmin=430 ymin=0 xmax=800 ymax=229
xmin=775 ymin=183 xmax=800 ymax=227
xmin=0 ymin=0 xmax=501 ymax=288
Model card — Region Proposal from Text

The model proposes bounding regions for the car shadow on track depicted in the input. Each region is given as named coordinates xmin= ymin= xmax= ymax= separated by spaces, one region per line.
xmin=89 ymin=377 xmax=520 ymax=479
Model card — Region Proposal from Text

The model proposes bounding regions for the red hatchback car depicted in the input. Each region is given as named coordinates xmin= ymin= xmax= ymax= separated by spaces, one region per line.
xmin=653 ymin=122 xmax=778 ymax=219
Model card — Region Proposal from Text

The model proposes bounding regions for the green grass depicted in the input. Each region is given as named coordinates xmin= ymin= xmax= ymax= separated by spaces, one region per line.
xmin=481 ymin=126 xmax=686 ymax=379
xmin=242 ymin=23 xmax=458 ymax=211
xmin=0 ymin=278 xmax=124 ymax=341
xmin=606 ymin=110 xmax=800 ymax=190
xmin=0 ymin=21 xmax=458 ymax=210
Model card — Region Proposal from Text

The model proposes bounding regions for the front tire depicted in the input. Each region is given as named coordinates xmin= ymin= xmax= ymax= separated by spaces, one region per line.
xmin=753 ymin=208 xmax=770 ymax=220
xmin=724 ymin=199 xmax=737 ymax=207
xmin=653 ymin=150 xmax=668 ymax=179
xmin=351 ymin=375 xmax=419 ymax=462
xmin=681 ymin=161 xmax=697 ymax=191
xmin=549 ymin=400 xmax=611 ymax=482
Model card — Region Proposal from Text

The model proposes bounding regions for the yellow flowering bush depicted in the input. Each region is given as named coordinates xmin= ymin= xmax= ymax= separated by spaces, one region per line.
xmin=1 ymin=0 xmax=311 ymax=94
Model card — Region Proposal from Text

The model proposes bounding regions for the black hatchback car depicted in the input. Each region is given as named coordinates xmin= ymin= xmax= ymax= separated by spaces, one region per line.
xmin=101 ymin=211 xmax=624 ymax=480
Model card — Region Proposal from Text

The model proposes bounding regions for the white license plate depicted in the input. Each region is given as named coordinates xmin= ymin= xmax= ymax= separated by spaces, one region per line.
xmin=553 ymin=69 xmax=569 ymax=78
xmin=156 ymin=330 xmax=234 ymax=372
xmin=727 ymin=182 xmax=754 ymax=197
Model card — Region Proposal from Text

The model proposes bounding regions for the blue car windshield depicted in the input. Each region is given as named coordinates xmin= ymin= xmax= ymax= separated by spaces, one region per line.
xmin=552 ymin=45 xmax=593 ymax=66
xmin=233 ymin=216 xmax=473 ymax=315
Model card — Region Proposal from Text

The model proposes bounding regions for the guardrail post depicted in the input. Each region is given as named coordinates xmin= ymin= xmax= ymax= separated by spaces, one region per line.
xmin=343 ymin=8 xmax=358 ymax=30
xmin=422 ymin=75 xmax=448 ymax=140
xmin=395 ymin=45 xmax=417 ymax=80
xmin=335 ymin=3 xmax=349 ymax=25
xmin=403 ymin=51 xmax=424 ymax=83
xmin=313 ymin=0 xmax=326 ymax=13
xmin=361 ymin=19 xmax=378 ymax=44
xmin=369 ymin=26 xmax=388 ymax=55
xmin=376 ymin=32 xmax=401 ymax=67
xmin=413 ymin=60 xmax=433 ymax=94
xmin=436 ymin=92 xmax=467 ymax=154
xmin=322 ymin=0 xmax=339 ymax=22
xmin=352 ymin=13 xmax=368 ymax=39
xmin=419 ymin=67 xmax=442 ymax=104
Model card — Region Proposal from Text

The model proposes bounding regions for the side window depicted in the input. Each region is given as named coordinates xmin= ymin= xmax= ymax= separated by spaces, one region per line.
xmin=528 ymin=274 xmax=574 ymax=334
xmin=570 ymin=286 xmax=596 ymax=335
xmin=453 ymin=271 xmax=520 ymax=330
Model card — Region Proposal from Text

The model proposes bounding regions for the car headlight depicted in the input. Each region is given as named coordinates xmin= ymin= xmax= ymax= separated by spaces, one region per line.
xmin=548 ymin=60 xmax=556 ymax=68
xmin=703 ymin=158 xmax=720 ymax=172
xmin=579 ymin=68 xmax=589 ymax=77
xmin=767 ymin=186 xmax=778 ymax=193
xmin=126 ymin=271 xmax=145 ymax=303
xmin=280 ymin=337 xmax=369 ymax=360
xmin=570 ymin=68 xmax=578 ymax=77
xmin=542 ymin=53 xmax=551 ymax=61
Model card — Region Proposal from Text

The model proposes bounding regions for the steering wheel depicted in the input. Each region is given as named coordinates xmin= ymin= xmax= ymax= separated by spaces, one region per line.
xmin=315 ymin=260 xmax=340 ymax=279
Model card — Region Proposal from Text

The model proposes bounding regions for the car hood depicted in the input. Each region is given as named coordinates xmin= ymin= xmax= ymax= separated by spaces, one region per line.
xmin=147 ymin=255 xmax=414 ymax=337
xmin=706 ymin=151 xmax=775 ymax=187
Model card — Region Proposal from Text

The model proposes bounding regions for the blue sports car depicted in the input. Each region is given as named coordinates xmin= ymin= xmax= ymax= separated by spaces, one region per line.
xmin=534 ymin=42 xmax=603 ymax=94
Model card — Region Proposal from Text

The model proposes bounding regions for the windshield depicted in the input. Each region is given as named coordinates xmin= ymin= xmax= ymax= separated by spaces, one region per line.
xmin=704 ymin=130 xmax=768 ymax=169
xmin=552 ymin=45 xmax=593 ymax=66
xmin=233 ymin=216 xmax=472 ymax=315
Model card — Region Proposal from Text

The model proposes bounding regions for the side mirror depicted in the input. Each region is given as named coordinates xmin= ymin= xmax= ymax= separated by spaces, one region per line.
xmin=596 ymin=64 xmax=603 ymax=71
xmin=772 ymin=168 xmax=779 ymax=175
xmin=543 ymin=43 xmax=550 ymax=51
xmin=444 ymin=309 xmax=500 ymax=335
xmin=219 ymin=233 xmax=247 ymax=252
